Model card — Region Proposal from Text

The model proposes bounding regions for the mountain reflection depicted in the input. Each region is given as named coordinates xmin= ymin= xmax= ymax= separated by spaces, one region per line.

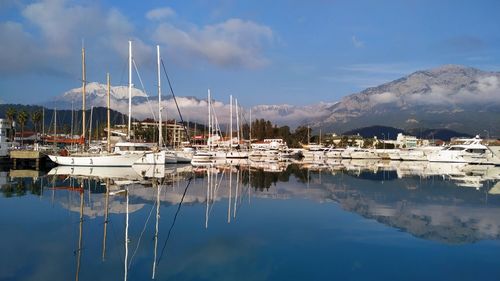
xmin=1 ymin=161 xmax=499 ymax=245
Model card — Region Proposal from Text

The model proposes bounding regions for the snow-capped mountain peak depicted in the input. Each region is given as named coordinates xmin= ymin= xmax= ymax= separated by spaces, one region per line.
xmin=62 ymin=82 xmax=147 ymax=101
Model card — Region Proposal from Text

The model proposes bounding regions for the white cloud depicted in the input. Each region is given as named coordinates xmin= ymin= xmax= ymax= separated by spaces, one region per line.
xmin=146 ymin=7 xmax=175 ymax=21
xmin=369 ymin=92 xmax=398 ymax=104
xmin=403 ymin=77 xmax=500 ymax=106
xmin=153 ymin=18 xmax=274 ymax=68
xmin=21 ymin=0 xmax=101 ymax=57
xmin=351 ymin=35 xmax=364 ymax=48
xmin=0 ymin=0 xmax=153 ymax=75
xmin=477 ymin=76 xmax=499 ymax=93
xmin=0 ymin=1 xmax=274 ymax=77
xmin=57 ymin=83 xmax=330 ymax=128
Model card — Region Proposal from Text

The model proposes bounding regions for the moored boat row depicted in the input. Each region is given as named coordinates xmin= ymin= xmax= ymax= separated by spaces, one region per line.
xmin=297 ymin=136 xmax=499 ymax=165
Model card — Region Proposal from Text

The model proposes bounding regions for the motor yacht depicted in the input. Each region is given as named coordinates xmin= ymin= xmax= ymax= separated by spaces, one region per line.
xmin=427 ymin=136 xmax=497 ymax=164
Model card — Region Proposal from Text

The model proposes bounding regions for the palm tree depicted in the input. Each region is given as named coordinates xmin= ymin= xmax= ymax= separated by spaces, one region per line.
xmin=31 ymin=110 xmax=42 ymax=135
xmin=17 ymin=110 xmax=28 ymax=146
xmin=5 ymin=107 xmax=16 ymax=140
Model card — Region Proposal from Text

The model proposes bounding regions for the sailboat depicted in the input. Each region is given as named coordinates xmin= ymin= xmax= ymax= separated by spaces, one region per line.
xmin=155 ymin=45 xmax=178 ymax=164
xmin=192 ymin=90 xmax=218 ymax=163
xmin=48 ymin=48 xmax=143 ymax=167
xmin=112 ymin=41 xmax=166 ymax=165
xmin=216 ymin=96 xmax=248 ymax=159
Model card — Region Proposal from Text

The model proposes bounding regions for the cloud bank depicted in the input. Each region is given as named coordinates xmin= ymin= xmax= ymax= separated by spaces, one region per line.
xmin=153 ymin=18 xmax=273 ymax=68
xmin=368 ymin=75 xmax=500 ymax=107
xmin=0 ymin=1 xmax=275 ymax=76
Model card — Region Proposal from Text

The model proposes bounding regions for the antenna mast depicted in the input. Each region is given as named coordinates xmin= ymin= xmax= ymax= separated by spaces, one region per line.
xmin=127 ymin=40 xmax=132 ymax=140
xmin=82 ymin=45 xmax=86 ymax=147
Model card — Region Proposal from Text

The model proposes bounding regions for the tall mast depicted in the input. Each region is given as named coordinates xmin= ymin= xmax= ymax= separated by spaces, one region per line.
xmin=229 ymin=95 xmax=233 ymax=151
xmin=82 ymin=46 xmax=86 ymax=146
xmin=89 ymin=106 xmax=93 ymax=144
xmin=207 ymin=89 xmax=211 ymax=151
xmin=236 ymin=99 xmax=240 ymax=145
xmin=127 ymin=40 xmax=132 ymax=140
xmin=70 ymin=102 xmax=74 ymax=146
xmin=54 ymin=108 xmax=57 ymax=138
xmin=42 ymin=107 xmax=45 ymax=136
xmin=157 ymin=45 xmax=163 ymax=148
xmin=107 ymin=73 xmax=111 ymax=152
xmin=249 ymin=108 xmax=252 ymax=143
xmin=228 ymin=170 xmax=232 ymax=223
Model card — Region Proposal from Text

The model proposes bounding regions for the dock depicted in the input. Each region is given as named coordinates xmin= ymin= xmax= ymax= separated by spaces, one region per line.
xmin=10 ymin=150 xmax=49 ymax=170
xmin=9 ymin=169 xmax=41 ymax=180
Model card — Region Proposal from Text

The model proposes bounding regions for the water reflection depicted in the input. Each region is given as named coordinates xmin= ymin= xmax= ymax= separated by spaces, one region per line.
xmin=0 ymin=160 xmax=499 ymax=280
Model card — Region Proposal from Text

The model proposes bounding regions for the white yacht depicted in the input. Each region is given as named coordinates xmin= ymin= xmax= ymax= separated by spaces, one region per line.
xmin=350 ymin=148 xmax=381 ymax=159
xmin=428 ymin=136 xmax=497 ymax=164
xmin=325 ymin=148 xmax=345 ymax=159
xmin=114 ymin=142 xmax=166 ymax=165
xmin=249 ymin=149 xmax=279 ymax=162
xmin=340 ymin=147 xmax=358 ymax=159
xmin=192 ymin=149 xmax=217 ymax=162
xmin=251 ymin=139 xmax=289 ymax=151
xmin=174 ymin=147 xmax=195 ymax=163
xmin=375 ymin=149 xmax=401 ymax=160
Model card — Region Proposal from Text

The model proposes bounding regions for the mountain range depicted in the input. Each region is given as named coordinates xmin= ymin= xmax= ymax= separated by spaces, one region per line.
xmin=315 ymin=64 xmax=500 ymax=136
xmin=38 ymin=64 xmax=499 ymax=137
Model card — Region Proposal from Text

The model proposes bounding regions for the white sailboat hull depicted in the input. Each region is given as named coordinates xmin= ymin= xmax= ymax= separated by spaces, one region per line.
xmin=175 ymin=150 xmax=193 ymax=163
xmin=48 ymin=153 xmax=143 ymax=167
xmin=165 ymin=151 xmax=178 ymax=164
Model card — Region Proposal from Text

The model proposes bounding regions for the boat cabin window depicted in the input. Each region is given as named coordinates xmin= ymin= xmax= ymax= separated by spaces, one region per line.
xmin=466 ymin=149 xmax=485 ymax=153
xmin=134 ymin=146 xmax=150 ymax=151
xmin=118 ymin=146 xmax=130 ymax=151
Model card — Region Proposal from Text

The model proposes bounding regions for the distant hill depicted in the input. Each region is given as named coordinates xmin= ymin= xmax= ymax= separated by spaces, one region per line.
xmin=20 ymin=64 xmax=500 ymax=137
xmin=342 ymin=125 xmax=472 ymax=141
xmin=342 ymin=126 xmax=406 ymax=140
xmin=406 ymin=128 xmax=473 ymax=141
xmin=40 ymin=82 xmax=338 ymax=129
xmin=314 ymin=65 xmax=500 ymax=137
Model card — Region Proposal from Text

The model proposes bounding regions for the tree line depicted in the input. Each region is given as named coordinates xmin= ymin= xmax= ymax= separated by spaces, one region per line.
xmin=3 ymin=106 xmax=320 ymax=148
xmin=241 ymin=119 xmax=311 ymax=148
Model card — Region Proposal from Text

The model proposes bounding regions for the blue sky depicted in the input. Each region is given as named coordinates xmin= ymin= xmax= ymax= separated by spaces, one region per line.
xmin=1 ymin=0 xmax=499 ymax=107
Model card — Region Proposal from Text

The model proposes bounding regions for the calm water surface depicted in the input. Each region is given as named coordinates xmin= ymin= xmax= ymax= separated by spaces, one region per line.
xmin=1 ymin=161 xmax=500 ymax=281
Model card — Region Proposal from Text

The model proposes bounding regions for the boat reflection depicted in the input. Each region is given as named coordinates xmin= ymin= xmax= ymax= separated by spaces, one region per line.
xmin=0 ymin=160 xmax=500 ymax=279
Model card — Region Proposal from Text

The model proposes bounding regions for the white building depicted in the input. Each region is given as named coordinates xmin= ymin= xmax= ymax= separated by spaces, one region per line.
xmin=396 ymin=133 xmax=418 ymax=148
